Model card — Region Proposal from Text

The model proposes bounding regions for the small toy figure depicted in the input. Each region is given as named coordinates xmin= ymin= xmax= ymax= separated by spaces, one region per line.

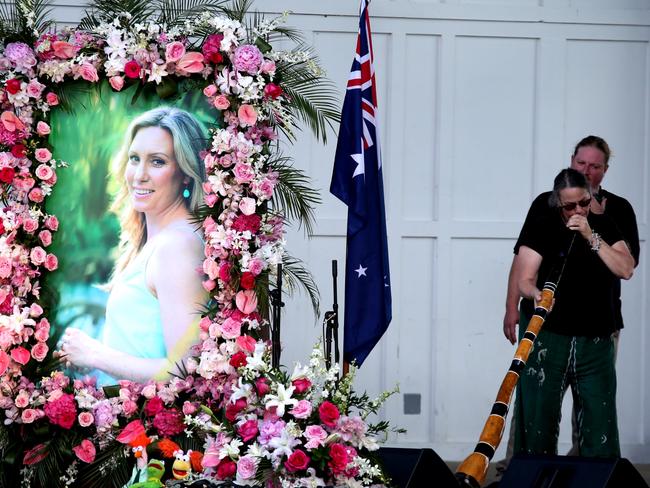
xmin=130 ymin=458 xmax=165 ymax=488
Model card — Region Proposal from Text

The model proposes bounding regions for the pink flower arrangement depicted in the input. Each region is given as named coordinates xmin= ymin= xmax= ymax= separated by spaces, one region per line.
xmin=233 ymin=44 xmax=263 ymax=74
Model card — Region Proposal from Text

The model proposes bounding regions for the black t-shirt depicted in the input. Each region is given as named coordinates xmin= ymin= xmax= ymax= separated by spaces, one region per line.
xmin=519 ymin=212 xmax=624 ymax=337
xmin=514 ymin=188 xmax=639 ymax=330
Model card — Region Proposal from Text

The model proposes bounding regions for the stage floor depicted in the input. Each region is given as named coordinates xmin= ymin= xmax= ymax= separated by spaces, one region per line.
xmin=446 ymin=461 xmax=650 ymax=486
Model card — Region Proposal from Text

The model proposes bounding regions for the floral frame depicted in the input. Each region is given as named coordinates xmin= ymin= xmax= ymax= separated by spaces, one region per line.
xmin=0 ymin=1 xmax=394 ymax=487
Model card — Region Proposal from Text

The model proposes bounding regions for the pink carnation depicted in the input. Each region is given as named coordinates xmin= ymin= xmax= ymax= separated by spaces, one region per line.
xmin=233 ymin=45 xmax=263 ymax=74
xmin=44 ymin=393 xmax=77 ymax=429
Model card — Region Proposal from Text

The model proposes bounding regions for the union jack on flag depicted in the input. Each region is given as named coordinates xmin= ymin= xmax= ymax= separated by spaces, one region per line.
xmin=330 ymin=0 xmax=392 ymax=367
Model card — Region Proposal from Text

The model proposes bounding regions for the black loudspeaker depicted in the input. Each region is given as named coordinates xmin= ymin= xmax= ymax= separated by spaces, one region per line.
xmin=500 ymin=454 xmax=649 ymax=488
xmin=378 ymin=447 xmax=458 ymax=487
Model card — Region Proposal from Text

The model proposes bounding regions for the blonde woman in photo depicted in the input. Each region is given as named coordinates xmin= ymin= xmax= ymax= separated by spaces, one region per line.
xmin=56 ymin=107 xmax=208 ymax=385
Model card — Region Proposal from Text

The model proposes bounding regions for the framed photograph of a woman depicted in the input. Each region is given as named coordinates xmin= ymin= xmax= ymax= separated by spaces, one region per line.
xmin=48 ymin=83 xmax=214 ymax=386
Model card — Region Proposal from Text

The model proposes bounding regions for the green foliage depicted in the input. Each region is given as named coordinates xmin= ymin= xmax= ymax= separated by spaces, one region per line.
xmin=282 ymin=254 xmax=320 ymax=319
xmin=0 ymin=0 xmax=53 ymax=42
xmin=269 ymin=155 xmax=321 ymax=236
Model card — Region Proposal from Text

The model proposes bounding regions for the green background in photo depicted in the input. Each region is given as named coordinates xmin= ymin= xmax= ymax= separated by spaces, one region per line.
xmin=45 ymin=79 xmax=217 ymax=337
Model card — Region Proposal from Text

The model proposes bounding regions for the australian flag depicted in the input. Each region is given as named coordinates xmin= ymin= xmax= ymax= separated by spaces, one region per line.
xmin=330 ymin=0 xmax=392 ymax=367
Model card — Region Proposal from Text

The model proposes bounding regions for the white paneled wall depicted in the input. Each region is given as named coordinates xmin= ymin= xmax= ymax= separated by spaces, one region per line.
xmin=50 ymin=1 xmax=650 ymax=463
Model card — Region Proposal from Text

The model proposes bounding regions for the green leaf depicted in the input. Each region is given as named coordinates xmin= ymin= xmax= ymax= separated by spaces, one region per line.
xmin=281 ymin=255 xmax=320 ymax=318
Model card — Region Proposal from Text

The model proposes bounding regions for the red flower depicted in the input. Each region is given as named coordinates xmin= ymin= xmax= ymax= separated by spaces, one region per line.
xmin=240 ymin=272 xmax=255 ymax=290
xmin=0 ymin=167 xmax=15 ymax=184
xmin=153 ymin=408 xmax=184 ymax=437
xmin=285 ymin=449 xmax=310 ymax=472
xmin=225 ymin=398 xmax=247 ymax=422
xmin=124 ymin=60 xmax=142 ymax=79
xmin=44 ymin=393 xmax=77 ymax=430
xmin=237 ymin=419 xmax=259 ymax=442
xmin=328 ymin=443 xmax=349 ymax=475
xmin=255 ymin=377 xmax=270 ymax=396
xmin=216 ymin=458 xmax=236 ymax=479
xmin=232 ymin=214 xmax=261 ymax=233
xmin=202 ymin=34 xmax=224 ymax=64
xmin=11 ymin=144 xmax=26 ymax=158
xmin=292 ymin=377 xmax=312 ymax=394
xmin=264 ymin=83 xmax=283 ymax=99
xmin=0 ymin=219 xmax=4 ymax=234
xmin=144 ymin=396 xmax=164 ymax=417
xmin=318 ymin=401 xmax=340 ymax=428
xmin=229 ymin=351 xmax=247 ymax=368
xmin=5 ymin=78 xmax=21 ymax=95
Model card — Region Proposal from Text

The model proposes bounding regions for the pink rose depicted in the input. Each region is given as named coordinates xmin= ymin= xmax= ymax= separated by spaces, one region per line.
xmin=78 ymin=63 xmax=99 ymax=82
xmin=35 ymin=327 xmax=50 ymax=342
xmin=44 ymin=253 xmax=58 ymax=271
xmin=239 ymin=197 xmax=256 ymax=216
xmin=36 ymin=121 xmax=50 ymax=135
xmin=144 ymin=396 xmax=164 ymax=417
xmin=21 ymin=408 xmax=40 ymax=424
xmin=290 ymin=400 xmax=312 ymax=419
xmin=236 ymin=455 xmax=258 ymax=480
xmin=328 ymin=443 xmax=350 ymax=474
xmin=121 ymin=399 xmax=138 ymax=416
xmin=44 ymin=215 xmax=59 ymax=231
xmin=124 ymin=60 xmax=141 ymax=79
xmin=31 ymin=342 xmax=48 ymax=361
xmin=52 ymin=41 xmax=76 ymax=59
xmin=73 ymin=439 xmax=96 ymax=463
xmin=248 ymin=258 xmax=264 ymax=276
xmin=233 ymin=162 xmax=254 ymax=184
xmin=203 ymin=84 xmax=218 ymax=97
xmin=39 ymin=230 xmax=52 ymax=247
xmin=264 ymin=83 xmax=283 ymax=99
xmin=260 ymin=59 xmax=276 ymax=74
xmin=205 ymin=193 xmax=218 ymax=207
xmin=30 ymin=246 xmax=46 ymax=264
xmin=237 ymin=104 xmax=257 ymax=127
xmin=34 ymin=149 xmax=52 ymax=163
xmin=217 ymin=459 xmax=236 ymax=480
xmin=0 ymin=256 xmax=11 ymax=279
xmin=218 ymin=262 xmax=231 ymax=282
xmin=109 ymin=76 xmax=124 ymax=91
xmin=235 ymin=290 xmax=258 ymax=315
xmin=14 ymin=392 xmax=29 ymax=408
xmin=28 ymin=188 xmax=44 ymax=203
xmin=202 ymin=279 xmax=216 ymax=291
xmin=284 ymin=449 xmax=310 ymax=473
xmin=213 ymin=94 xmax=230 ymax=110
xmin=22 ymin=218 xmax=38 ymax=233
xmin=165 ymin=41 xmax=186 ymax=63
xmin=35 ymin=163 xmax=53 ymax=179
xmin=238 ymin=419 xmax=259 ymax=442
xmin=11 ymin=346 xmax=30 ymax=365
xmin=318 ymin=401 xmax=340 ymax=428
xmin=255 ymin=377 xmax=270 ymax=397
xmin=176 ymin=52 xmax=205 ymax=74
xmin=78 ymin=411 xmax=94 ymax=427
xmin=45 ymin=92 xmax=59 ymax=106
xmin=26 ymin=79 xmax=45 ymax=98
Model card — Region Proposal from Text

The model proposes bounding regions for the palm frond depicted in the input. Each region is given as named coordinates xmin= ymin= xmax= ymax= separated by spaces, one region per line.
xmin=277 ymin=57 xmax=340 ymax=145
xmin=80 ymin=0 xmax=156 ymax=28
xmin=282 ymin=254 xmax=320 ymax=318
xmin=155 ymin=0 xmax=228 ymax=30
xmin=268 ymin=155 xmax=320 ymax=236
xmin=75 ymin=442 xmax=133 ymax=488
xmin=0 ymin=0 xmax=53 ymax=40
xmin=216 ymin=0 xmax=254 ymax=24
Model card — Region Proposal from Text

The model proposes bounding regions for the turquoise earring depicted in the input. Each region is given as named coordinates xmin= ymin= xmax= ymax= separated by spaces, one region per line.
xmin=183 ymin=187 xmax=190 ymax=199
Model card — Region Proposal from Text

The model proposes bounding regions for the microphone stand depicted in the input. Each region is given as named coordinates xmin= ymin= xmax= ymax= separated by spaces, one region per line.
xmin=270 ymin=264 xmax=284 ymax=369
xmin=324 ymin=260 xmax=340 ymax=370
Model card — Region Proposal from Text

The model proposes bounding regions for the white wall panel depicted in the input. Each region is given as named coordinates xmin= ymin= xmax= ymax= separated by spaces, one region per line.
xmin=403 ymin=34 xmax=440 ymax=222
xmin=452 ymin=36 xmax=537 ymax=222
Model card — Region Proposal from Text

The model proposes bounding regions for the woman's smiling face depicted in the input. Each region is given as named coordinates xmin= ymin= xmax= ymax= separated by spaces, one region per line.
xmin=124 ymin=126 xmax=186 ymax=216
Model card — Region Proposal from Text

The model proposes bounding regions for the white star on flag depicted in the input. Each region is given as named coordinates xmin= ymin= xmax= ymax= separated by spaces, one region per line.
xmin=351 ymin=152 xmax=364 ymax=178
xmin=355 ymin=264 xmax=367 ymax=277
